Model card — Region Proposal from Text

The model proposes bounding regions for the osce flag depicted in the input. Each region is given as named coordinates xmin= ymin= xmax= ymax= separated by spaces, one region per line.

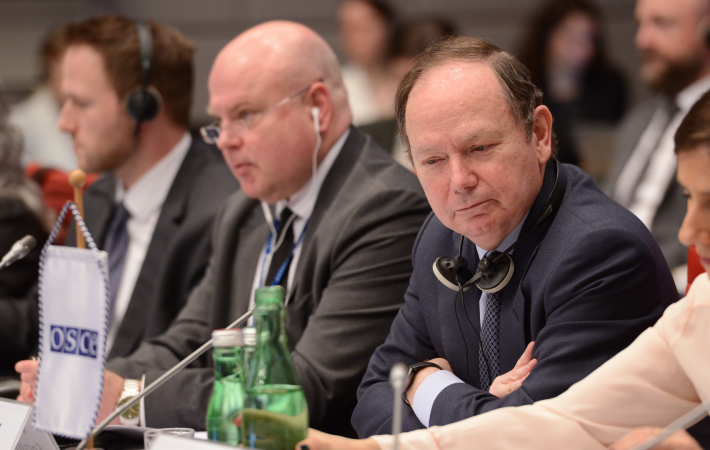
xmin=34 ymin=203 xmax=109 ymax=440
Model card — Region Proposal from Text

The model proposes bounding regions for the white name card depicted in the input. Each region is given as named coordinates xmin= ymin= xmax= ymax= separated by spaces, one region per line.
xmin=151 ymin=434 xmax=239 ymax=450
xmin=0 ymin=398 xmax=31 ymax=450
xmin=16 ymin=419 xmax=59 ymax=450
xmin=0 ymin=398 xmax=58 ymax=450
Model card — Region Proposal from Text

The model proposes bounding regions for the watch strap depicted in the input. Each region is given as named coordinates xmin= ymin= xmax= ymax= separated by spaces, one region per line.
xmin=117 ymin=379 xmax=141 ymax=426
xmin=403 ymin=361 xmax=443 ymax=407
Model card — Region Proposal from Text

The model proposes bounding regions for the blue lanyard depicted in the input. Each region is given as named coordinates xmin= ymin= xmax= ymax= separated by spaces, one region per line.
xmin=260 ymin=217 xmax=309 ymax=287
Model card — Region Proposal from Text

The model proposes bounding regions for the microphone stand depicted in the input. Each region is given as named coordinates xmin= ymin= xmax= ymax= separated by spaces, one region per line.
xmin=75 ymin=308 xmax=254 ymax=450
xmin=630 ymin=400 xmax=710 ymax=450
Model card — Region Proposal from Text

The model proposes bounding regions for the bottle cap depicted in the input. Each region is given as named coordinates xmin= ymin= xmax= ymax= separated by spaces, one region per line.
xmin=254 ymin=286 xmax=285 ymax=305
xmin=242 ymin=327 xmax=257 ymax=346
xmin=212 ymin=329 xmax=243 ymax=347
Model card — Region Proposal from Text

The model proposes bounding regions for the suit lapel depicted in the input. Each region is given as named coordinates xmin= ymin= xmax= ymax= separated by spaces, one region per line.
xmin=81 ymin=175 xmax=115 ymax=248
xmin=288 ymin=127 xmax=366 ymax=304
xmin=231 ymin=206 xmax=270 ymax=319
xmin=606 ymin=97 xmax=664 ymax=190
xmin=109 ymin=141 xmax=206 ymax=358
xmin=498 ymin=163 xmax=565 ymax=373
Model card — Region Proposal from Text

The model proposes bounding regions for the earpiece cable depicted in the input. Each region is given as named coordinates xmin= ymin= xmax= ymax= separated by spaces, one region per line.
xmin=453 ymin=286 xmax=471 ymax=383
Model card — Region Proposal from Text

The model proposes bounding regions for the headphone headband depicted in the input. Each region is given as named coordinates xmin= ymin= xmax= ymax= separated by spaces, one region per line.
xmin=135 ymin=20 xmax=153 ymax=89
xmin=126 ymin=19 xmax=162 ymax=131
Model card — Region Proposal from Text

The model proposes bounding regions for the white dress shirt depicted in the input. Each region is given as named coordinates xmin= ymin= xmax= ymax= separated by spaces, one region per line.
xmin=412 ymin=212 xmax=529 ymax=428
xmin=105 ymin=132 xmax=191 ymax=353
xmin=617 ymin=76 xmax=710 ymax=230
xmin=247 ymin=129 xmax=350 ymax=315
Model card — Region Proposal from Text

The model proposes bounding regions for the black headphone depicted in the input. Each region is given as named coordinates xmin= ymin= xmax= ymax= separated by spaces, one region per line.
xmin=125 ymin=20 xmax=162 ymax=132
xmin=433 ymin=159 xmax=568 ymax=293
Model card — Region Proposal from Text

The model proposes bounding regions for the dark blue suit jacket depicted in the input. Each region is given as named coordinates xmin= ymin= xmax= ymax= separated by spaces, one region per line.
xmin=353 ymin=164 xmax=678 ymax=437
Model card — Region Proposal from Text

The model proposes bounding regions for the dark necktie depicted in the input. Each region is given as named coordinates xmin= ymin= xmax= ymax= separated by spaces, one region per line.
xmin=615 ymin=99 xmax=679 ymax=207
xmin=479 ymin=289 xmax=502 ymax=391
xmin=266 ymin=207 xmax=295 ymax=287
xmin=103 ymin=203 xmax=130 ymax=325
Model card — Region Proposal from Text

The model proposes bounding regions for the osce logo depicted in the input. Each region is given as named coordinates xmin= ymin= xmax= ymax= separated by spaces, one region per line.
xmin=49 ymin=325 xmax=99 ymax=359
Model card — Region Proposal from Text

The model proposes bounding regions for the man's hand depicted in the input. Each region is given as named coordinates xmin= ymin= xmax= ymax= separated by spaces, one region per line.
xmin=98 ymin=371 xmax=126 ymax=426
xmin=16 ymin=360 xmax=38 ymax=403
xmin=489 ymin=341 xmax=537 ymax=399
xmin=296 ymin=428 xmax=379 ymax=450
xmin=404 ymin=357 xmax=452 ymax=406
xmin=15 ymin=360 xmax=125 ymax=426
xmin=609 ymin=428 xmax=702 ymax=450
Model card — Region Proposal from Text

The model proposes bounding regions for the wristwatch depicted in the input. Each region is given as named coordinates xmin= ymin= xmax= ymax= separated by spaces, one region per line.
xmin=116 ymin=379 xmax=141 ymax=426
xmin=403 ymin=361 xmax=443 ymax=406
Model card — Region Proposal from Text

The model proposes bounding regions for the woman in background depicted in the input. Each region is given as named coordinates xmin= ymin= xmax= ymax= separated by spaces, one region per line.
xmin=337 ymin=0 xmax=400 ymax=126
xmin=517 ymin=0 xmax=627 ymax=125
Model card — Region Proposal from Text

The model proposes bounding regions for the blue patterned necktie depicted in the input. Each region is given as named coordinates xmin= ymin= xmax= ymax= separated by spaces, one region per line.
xmin=479 ymin=289 xmax=502 ymax=391
xmin=103 ymin=203 xmax=130 ymax=325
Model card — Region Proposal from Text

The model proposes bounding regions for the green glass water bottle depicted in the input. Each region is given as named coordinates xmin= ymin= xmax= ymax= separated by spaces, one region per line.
xmin=207 ymin=328 xmax=246 ymax=446
xmin=242 ymin=327 xmax=257 ymax=380
xmin=242 ymin=286 xmax=308 ymax=450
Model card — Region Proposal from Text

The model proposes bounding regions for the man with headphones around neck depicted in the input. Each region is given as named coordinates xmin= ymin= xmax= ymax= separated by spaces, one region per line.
xmin=352 ymin=36 xmax=679 ymax=440
xmin=18 ymin=21 xmax=430 ymax=436
xmin=11 ymin=15 xmax=239 ymax=422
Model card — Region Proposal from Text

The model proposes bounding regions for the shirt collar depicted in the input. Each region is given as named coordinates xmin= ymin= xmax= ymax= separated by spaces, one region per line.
xmin=475 ymin=211 xmax=530 ymax=260
xmin=115 ymin=132 xmax=192 ymax=220
xmin=274 ymin=128 xmax=350 ymax=220
xmin=675 ymin=75 xmax=710 ymax=113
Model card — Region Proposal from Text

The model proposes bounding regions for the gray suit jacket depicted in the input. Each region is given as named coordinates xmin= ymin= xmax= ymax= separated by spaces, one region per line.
xmin=107 ymin=127 xmax=431 ymax=436
xmin=604 ymin=97 xmax=687 ymax=269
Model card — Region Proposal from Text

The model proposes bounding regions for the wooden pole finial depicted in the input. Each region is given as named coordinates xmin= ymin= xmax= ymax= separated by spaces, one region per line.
xmin=69 ymin=169 xmax=87 ymax=249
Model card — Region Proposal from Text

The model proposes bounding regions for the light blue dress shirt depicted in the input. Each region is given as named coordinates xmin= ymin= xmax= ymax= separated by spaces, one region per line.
xmin=412 ymin=212 xmax=529 ymax=427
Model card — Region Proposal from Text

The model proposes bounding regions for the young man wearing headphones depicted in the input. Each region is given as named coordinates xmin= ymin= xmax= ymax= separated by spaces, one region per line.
xmin=605 ymin=0 xmax=710 ymax=277
xmin=352 ymin=36 xmax=679 ymax=439
xmin=18 ymin=21 xmax=430 ymax=436
xmin=9 ymin=14 xmax=239 ymax=415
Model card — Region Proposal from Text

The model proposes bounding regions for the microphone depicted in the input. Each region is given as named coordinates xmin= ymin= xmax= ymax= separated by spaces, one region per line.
xmin=74 ymin=308 xmax=255 ymax=450
xmin=0 ymin=235 xmax=37 ymax=270
xmin=389 ymin=362 xmax=408 ymax=450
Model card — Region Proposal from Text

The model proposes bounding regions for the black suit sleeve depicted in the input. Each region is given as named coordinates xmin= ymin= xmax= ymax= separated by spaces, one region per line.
xmin=354 ymin=223 xmax=675 ymax=437
xmin=292 ymin=188 xmax=430 ymax=436
xmin=353 ymin=215 xmax=438 ymax=435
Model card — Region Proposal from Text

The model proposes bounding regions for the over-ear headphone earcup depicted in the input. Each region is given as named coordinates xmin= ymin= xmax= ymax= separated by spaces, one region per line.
xmin=433 ymin=257 xmax=474 ymax=292
xmin=475 ymin=251 xmax=514 ymax=293
xmin=126 ymin=86 xmax=162 ymax=122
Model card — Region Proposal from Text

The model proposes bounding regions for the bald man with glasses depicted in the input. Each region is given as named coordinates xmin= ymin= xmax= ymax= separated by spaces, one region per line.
xmin=17 ymin=20 xmax=430 ymax=437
